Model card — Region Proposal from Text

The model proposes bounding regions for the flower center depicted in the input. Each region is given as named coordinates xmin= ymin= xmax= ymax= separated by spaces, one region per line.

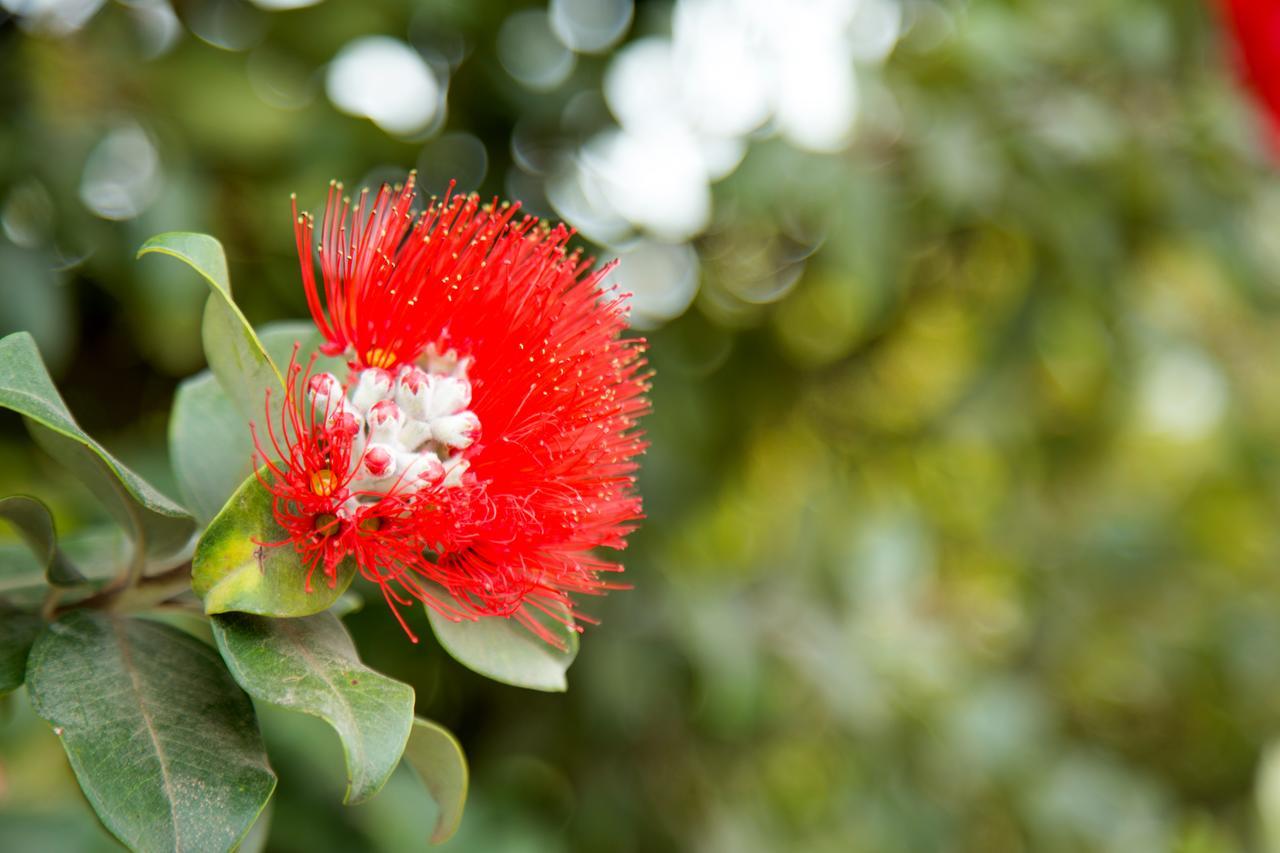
xmin=365 ymin=347 xmax=395 ymax=369
xmin=307 ymin=345 xmax=481 ymax=512
xmin=310 ymin=469 xmax=337 ymax=496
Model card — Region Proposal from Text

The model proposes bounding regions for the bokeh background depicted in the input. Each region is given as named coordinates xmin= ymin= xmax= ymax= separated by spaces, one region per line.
xmin=4 ymin=0 xmax=1280 ymax=850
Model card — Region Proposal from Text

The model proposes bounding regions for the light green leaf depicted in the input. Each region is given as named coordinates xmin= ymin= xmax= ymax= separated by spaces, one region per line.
xmin=193 ymin=469 xmax=356 ymax=617
xmin=137 ymin=232 xmax=283 ymax=422
xmin=138 ymin=610 xmax=215 ymax=647
xmin=211 ymin=611 xmax=415 ymax=804
xmin=0 ymin=610 xmax=43 ymax=694
xmin=0 ymin=332 xmax=195 ymax=562
xmin=258 ymin=319 xmax=348 ymax=379
xmin=427 ymin=599 xmax=580 ymax=692
xmin=25 ymin=611 xmax=276 ymax=852
xmin=168 ymin=321 xmax=347 ymax=526
xmin=0 ymin=525 xmax=126 ymax=595
xmin=169 ymin=371 xmax=254 ymax=526
xmin=402 ymin=717 xmax=468 ymax=844
xmin=0 ymin=495 xmax=83 ymax=585
xmin=237 ymin=799 xmax=274 ymax=853
xmin=332 ymin=591 xmax=364 ymax=619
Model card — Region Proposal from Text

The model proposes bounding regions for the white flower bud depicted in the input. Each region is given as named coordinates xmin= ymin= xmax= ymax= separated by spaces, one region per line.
xmin=399 ymin=451 xmax=445 ymax=489
xmin=398 ymin=419 xmax=433 ymax=451
xmin=367 ymin=399 xmax=406 ymax=444
xmin=360 ymin=443 xmax=396 ymax=481
xmin=351 ymin=367 xmax=394 ymax=410
xmin=307 ymin=371 xmax=341 ymax=397
xmin=432 ymin=411 xmax=480 ymax=449
xmin=441 ymin=456 xmax=470 ymax=488
xmin=395 ymin=367 xmax=430 ymax=420
xmin=422 ymin=375 xmax=472 ymax=420
xmin=423 ymin=343 xmax=470 ymax=380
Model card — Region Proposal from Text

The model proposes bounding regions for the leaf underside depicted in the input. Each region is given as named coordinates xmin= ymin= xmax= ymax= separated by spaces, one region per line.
xmin=402 ymin=717 xmax=469 ymax=844
xmin=426 ymin=594 xmax=580 ymax=693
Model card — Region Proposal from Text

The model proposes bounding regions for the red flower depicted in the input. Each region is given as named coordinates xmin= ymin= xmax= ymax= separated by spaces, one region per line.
xmin=251 ymin=354 xmax=468 ymax=639
xmin=259 ymin=174 xmax=649 ymax=645
xmin=1221 ymin=0 xmax=1280 ymax=151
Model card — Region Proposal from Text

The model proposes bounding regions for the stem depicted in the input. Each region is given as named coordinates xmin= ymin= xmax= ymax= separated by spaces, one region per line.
xmin=56 ymin=561 xmax=193 ymax=616
xmin=40 ymin=585 xmax=64 ymax=621
xmin=122 ymin=527 xmax=149 ymax=590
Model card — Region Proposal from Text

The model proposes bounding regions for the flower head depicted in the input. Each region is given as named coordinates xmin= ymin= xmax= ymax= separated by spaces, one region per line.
xmin=1221 ymin=0 xmax=1280 ymax=152
xmin=259 ymin=174 xmax=649 ymax=645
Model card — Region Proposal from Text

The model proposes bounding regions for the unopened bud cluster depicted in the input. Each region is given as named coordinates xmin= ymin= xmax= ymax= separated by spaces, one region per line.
xmin=306 ymin=347 xmax=480 ymax=515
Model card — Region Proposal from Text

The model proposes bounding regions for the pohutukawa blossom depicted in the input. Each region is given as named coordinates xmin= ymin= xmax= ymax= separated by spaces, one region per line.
xmin=1220 ymin=0 xmax=1280 ymax=152
xmin=254 ymin=172 xmax=649 ymax=645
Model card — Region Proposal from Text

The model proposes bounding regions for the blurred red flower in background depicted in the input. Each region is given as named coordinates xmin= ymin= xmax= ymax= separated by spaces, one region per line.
xmin=1221 ymin=0 xmax=1280 ymax=148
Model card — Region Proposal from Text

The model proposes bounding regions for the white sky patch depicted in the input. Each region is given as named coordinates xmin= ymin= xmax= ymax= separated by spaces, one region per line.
xmin=610 ymin=241 xmax=701 ymax=329
xmin=579 ymin=127 xmax=712 ymax=242
xmin=553 ymin=0 xmax=900 ymax=249
xmin=1138 ymin=346 xmax=1228 ymax=440
xmin=0 ymin=0 xmax=104 ymax=35
xmin=247 ymin=0 xmax=321 ymax=8
xmin=326 ymin=37 xmax=441 ymax=137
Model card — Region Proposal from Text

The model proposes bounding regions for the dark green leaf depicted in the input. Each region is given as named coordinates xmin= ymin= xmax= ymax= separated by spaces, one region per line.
xmin=25 ymin=610 xmax=276 ymax=852
xmin=0 ymin=332 xmax=195 ymax=562
xmin=137 ymin=232 xmax=282 ymax=422
xmin=193 ymin=470 xmax=356 ymax=616
xmin=0 ymin=610 xmax=43 ymax=694
xmin=212 ymin=611 xmax=414 ymax=804
xmin=402 ymin=717 xmax=468 ymax=844
xmin=0 ymin=495 xmax=83 ymax=585
xmin=427 ymin=599 xmax=579 ymax=692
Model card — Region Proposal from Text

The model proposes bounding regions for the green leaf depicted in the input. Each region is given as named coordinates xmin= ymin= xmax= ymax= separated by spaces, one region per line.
xmin=258 ymin=319 xmax=348 ymax=379
xmin=137 ymin=232 xmax=283 ymax=422
xmin=237 ymin=799 xmax=274 ymax=853
xmin=0 ymin=332 xmax=195 ymax=562
xmin=25 ymin=610 xmax=276 ymax=852
xmin=169 ymin=371 xmax=254 ymax=526
xmin=0 ymin=525 xmax=126 ymax=595
xmin=138 ymin=610 xmax=215 ymax=647
xmin=0 ymin=610 xmax=43 ymax=694
xmin=193 ymin=469 xmax=356 ymax=617
xmin=402 ymin=717 xmax=468 ymax=844
xmin=168 ymin=321 xmax=347 ymax=526
xmin=332 ymin=590 xmax=365 ymax=619
xmin=426 ymin=600 xmax=580 ymax=692
xmin=0 ymin=495 xmax=84 ymax=585
xmin=211 ymin=611 xmax=415 ymax=804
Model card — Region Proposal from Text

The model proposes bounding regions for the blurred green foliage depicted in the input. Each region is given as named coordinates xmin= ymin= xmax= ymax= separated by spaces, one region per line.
xmin=6 ymin=0 xmax=1280 ymax=850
